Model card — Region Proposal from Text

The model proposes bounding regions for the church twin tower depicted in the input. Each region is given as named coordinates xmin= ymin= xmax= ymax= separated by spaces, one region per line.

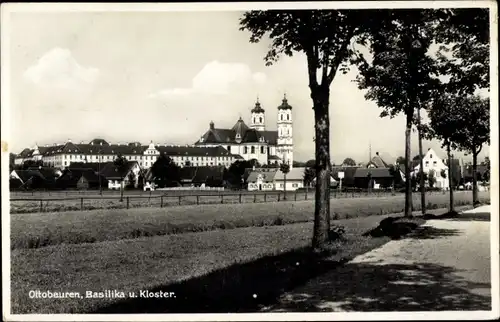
xmin=249 ymin=95 xmax=293 ymax=166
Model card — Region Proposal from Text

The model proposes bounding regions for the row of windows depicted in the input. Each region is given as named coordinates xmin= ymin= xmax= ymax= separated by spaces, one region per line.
xmin=242 ymin=146 xmax=269 ymax=154
xmin=279 ymin=114 xmax=291 ymax=121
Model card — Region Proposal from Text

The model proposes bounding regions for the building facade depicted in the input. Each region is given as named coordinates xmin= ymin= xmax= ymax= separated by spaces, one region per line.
xmin=412 ymin=148 xmax=449 ymax=189
xmin=194 ymin=95 xmax=294 ymax=167
xmin=15 ymin=139 xmax=242 ymax=170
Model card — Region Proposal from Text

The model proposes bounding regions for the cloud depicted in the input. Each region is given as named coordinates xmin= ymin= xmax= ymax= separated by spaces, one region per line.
xmin=23 ymin=48 xmax=99 ymax=90
xmin=149 ymin=61 xmax=267 ymax=99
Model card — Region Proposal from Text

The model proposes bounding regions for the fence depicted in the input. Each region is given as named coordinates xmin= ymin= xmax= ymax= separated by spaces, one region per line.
xmin=9 ymin=188 xmax=414 ymax=214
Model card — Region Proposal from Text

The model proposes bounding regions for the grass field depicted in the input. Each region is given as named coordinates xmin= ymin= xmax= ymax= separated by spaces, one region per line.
xmin=11 ymin=209 xmax=436 ymax=314
xmin=11 ymin=191 xmax=489 ymax=250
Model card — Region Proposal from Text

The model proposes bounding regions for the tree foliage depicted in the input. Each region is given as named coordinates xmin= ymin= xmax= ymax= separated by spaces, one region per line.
xmin=113 ymin=154 xmax=127 ymax=170
xmin=151 ymin=153 xmax=181 ymax=188
xmin=240 ymin=9 xmax=379 ymax=249
xmin=342 ymin=157 xmax=356 ymax=166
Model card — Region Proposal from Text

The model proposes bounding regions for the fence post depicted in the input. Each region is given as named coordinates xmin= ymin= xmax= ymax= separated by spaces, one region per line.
xmin=254 ymin=194 xmax=256 ymax=203
xmin=178 ymin=196 xmax=182 ymax=205
xmin=305 ymin=191 xmax=308 ymax=200
xmin=294 ymin=191 xmax=297 ymax=201
xmin=127 ymin=197 xmax=130 ymax=209
xmin=161 ymin=196 xmax=164 ymax=208
xmin=239 ymin=193 xmax=242 ymax=203
xmin=81 ymin=197 xmax=84 ymax=210
xmin=278 ymin=193 xmax=281 ymax=202
xmin=197 ymin=195 xmax=199 ymax=205
xmin=40 ymin=200 xmax=43 ymax=212
xmin=264 ymin=193 xmax=267 ymax=202
xmin=221 ymin=195 xmax=224 ymax=204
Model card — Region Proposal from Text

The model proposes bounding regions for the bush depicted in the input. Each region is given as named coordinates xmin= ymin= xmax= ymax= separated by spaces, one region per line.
xmin=328 ymin=225 xmax=346 ymax=241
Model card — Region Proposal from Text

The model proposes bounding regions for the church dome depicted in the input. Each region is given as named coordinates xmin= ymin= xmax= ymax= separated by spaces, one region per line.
xmin=251 ymin=99 xmax=265 ymax=113
xmin=278 ymin=94 xmax=292 ymax=110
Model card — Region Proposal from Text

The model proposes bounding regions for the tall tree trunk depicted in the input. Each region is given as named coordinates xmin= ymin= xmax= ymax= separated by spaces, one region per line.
xmin=447 ymin=142 xmax=454 ymax=212
xmin=472 ymin=148 xmax=478 ymax=206
xmin=284 ymin=173 xmax=287 ymax=200
xmin=312 ymin=89 xmax=331 ymax=250
xmin=404 ymin=112 xmax=413 ymax=217
xmin=417 ymin=108 xmax=426 ymax=214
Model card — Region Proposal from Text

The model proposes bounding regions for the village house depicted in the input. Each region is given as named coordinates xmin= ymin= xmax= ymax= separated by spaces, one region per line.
xmin=56 ymin=168 xmax=103 ymax=190
xmin=247 ymin=168 xmax=278 ymax=191
xmin=274 ymin=167 xmax=307 ymax=191
xmin=99 ymin=161 xmax=141 ymax=190
xmin=411 ymin=148 xmax=449 ymax=189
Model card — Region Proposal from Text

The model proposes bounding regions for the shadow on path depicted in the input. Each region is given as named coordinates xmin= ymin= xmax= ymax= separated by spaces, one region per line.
xmin=447 ymin=212 xmax=490 ymax=222
xmin=93 ymin=247 xmax=344 ymax=313
xmin=267 ymin=262 xmax=491 ymax=312
xmin=406 ymin=225 xmax=463 ymax=240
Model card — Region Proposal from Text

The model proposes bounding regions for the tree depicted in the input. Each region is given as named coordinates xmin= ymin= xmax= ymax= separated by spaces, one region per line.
xmin=482 ymin=156 xmax=490 ymax=183
xmin=396 ymin=156 xmax=406 ymax=166
xmin=22 ymin=159 xmax=43 ymax=170
xmin=440 ymin=168 xmax=447 ymax=179
xmin=428 ymin=169 xmax=436 ymax=188
xmin=303 ymin=167 xmax=316 ymax=187
xmin=127 ymin=172 xmax=136 ymax=189
xmin=280 ymin=162 xmax=291 ymax=200
xmin=449 ymin=95 xmax=489 ymax=206
xmin=240 ymin=9 xmax=377 ymax=249
xmin=114 ymin=154 xmax=128 ymax=201
xmin=305 ymin=159 xmax=316 ymax=168
xmin=151 ymin=153 xmax=181 ymax=188
xmin=225 ymin=160 xmax=252 ymax=189
xmin=342 ymin=157 xmax=356 ymax=166
xmin=353 ymin=10 xmax=442 ymax=217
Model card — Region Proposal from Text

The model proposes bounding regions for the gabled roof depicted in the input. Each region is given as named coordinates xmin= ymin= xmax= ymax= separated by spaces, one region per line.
xmin=275 ymin=167 xmax=306 ymax=181
xmin=192 ymin=166 xmax=225 ymax=183
xmin=367 ymin=153 xmax=389 ymax=168
xmin=100 ymin=161 xmax=139 ymax=180
xmin=247 ymin=168 xmax=278 ymax=182
xmin=68 ymin=162 xmax=104 ymax=172
xmin=354 ymin=168 xmax=393 ymax=178
xmin=26 ymin=167 xmax=61 ymax=179
xmin=57 ymin=168 xmax=102 ymax=186
xmin=157 ymin=145 xmax=233 ymax=157
xmin=12 ymin=170 xmax=46 ymax=183
xmin=89 ymin=138 xmax=110 ymax=146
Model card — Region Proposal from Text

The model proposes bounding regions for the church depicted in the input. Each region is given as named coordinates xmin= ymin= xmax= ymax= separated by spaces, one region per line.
xmin=194 ymin=95 xmax=294 ymax=167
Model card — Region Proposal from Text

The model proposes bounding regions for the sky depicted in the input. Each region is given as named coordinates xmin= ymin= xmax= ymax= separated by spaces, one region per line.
xmin=4 ymin=9 xmax=491 ymax=164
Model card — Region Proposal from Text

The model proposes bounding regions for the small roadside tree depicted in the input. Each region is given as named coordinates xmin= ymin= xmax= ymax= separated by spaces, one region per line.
xmin=342 ymin=157 xmax=356 ymax=166
xmin=151 ymin=153 xmax=181 ymax=188
xmin=280 ymin=162 xmax=291 ymax=200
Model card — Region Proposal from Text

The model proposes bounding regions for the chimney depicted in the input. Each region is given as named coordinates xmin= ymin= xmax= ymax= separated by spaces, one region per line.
xmin=80 ymin=141 xmax=84 ymax=144
xmin=210 ymin=121 xmax=215 ymax=130
xmin=53 ymin=143 xmax=57 ymax=146
xmin=44 ymin=144 xmax=48 ymax=147
xmin=68 ymin=138 xmax=72 ymax=143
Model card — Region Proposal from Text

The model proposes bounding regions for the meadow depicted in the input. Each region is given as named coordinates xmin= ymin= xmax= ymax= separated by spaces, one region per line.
xmin=11 ymin=191 xmax=488 ymax=249
xmin=9 ymin=191 xmax=489 ymax=313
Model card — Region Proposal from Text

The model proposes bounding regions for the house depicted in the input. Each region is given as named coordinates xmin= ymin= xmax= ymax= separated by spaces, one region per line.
xmin=274 ymin=167 xmax=307 ymax=191
xmin=354 ymin=168 xmax=394 ymax=189
xmin=56 ymin=168 xmax=103 ymax=190
xmin=142 ymin=168 xmax=155 ymax=191
xmin=100 ymin=161 xmax=141 ymax=190
xmin=247 ymin=168 xmax=278 ymax=191
xmin=191 ymin=166 xmax=225 ymax=187
xmin=412 ymin=148 xmax=449 ymax=189
xmin=10 ymin=170 xmax=48 ymax=190
xmin=366 ymin=152 xmax=390 ymax=168
xmin=331 ymin=166 xmax=358 ymax=187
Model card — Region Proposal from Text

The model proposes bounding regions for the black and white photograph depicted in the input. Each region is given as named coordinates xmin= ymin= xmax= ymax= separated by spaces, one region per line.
xmin=1 ymin=1 xmax=498 ymax=320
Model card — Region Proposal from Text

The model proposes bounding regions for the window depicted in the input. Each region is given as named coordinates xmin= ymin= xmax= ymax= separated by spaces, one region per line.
xmin=287 ymin=114 xmax=289 ymax=121
xmin=251 ymin=146 xmax=255 ymax=154
xmin=259 ymin=117 xmax=262 ymax=123
xmin=292 ymin=183 xmax=298 ymax=187
xmin=244 ymin=146 xmax=248 ymax=154
xmin=425 ymin=161 xmax=429 ymax=166
xmin=280 ymin=184 xmax=283 ymax=187
xmin=430 ymin=154 xmax=433 ymax=158
xmin=261 ymin=146 xmax=265 ymax=154
xmin=227 ymin=146 xmax=230 ymax=152
xmin=433 ymin=161 xmax=437 ymax=166
xmin=281 ymin=114 xmax=283 ymax=121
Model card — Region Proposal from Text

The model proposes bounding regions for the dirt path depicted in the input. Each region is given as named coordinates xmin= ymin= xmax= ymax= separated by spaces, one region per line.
xmin=265 ymin=206 xmax=492 ymax=312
